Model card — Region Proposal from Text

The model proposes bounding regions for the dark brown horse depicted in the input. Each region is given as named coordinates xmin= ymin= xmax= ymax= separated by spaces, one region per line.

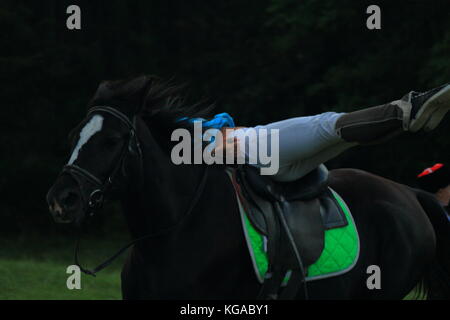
xmin=47 ymin=76 xmax=450 ymax=299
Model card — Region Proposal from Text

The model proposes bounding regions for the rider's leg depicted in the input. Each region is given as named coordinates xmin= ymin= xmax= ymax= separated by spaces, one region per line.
xmin=273 ymin=142 xmax=357 ymax=182
xmin=240 ymin=83 xmax=450 ymax=181
xmin=336 ymin=83 xmax=450 ymax=142
xmin=252 ymin=111 xmax=346 ymax=164
xmin=231 ymin=112 xmax=353 ymax=180
xmin=266 ymin=102 xmax=403 ymax=181
xmin=237 ymin=112 xmax=354 ymax=181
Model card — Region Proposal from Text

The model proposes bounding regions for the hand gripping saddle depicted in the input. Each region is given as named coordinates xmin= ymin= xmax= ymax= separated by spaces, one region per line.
xmin=232 ymin=164 xmax=348 ymax=300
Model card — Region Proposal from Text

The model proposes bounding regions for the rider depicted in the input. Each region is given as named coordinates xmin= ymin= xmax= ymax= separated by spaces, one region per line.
xmin=213 ymin=84 xmax=450 ymax=182
xmin=417 ymin=163 xmax=450 ymax=220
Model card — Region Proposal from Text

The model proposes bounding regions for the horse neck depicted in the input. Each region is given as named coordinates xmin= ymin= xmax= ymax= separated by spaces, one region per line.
xmin=119 ymin=121 xmax=249 ymax=287
xmin=121 ymin=121 xmax=207 ymax=238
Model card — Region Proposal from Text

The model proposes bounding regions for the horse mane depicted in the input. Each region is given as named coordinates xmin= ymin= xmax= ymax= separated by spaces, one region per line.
xmin=87 ymin=75 xmax=215 ymax=135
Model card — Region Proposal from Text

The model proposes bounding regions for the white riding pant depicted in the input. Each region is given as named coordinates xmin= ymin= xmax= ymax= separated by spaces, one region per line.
xmin=240 ymin=112 xmax=356 ymax=182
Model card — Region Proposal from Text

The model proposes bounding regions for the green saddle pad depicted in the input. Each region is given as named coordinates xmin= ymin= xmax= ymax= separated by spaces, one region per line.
xmin=237 ymin=187 xmax=360 ymax=283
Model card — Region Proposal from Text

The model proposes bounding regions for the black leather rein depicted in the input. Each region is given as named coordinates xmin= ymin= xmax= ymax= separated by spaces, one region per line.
xmin=61 ymin=106 xmax=209 ymax=276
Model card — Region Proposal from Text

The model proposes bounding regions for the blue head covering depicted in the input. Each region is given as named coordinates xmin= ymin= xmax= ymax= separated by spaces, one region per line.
xmin=177 ymin=112 xmax=235 ymax=129
xmin=176 ymin=112 xmax=235 ymax=148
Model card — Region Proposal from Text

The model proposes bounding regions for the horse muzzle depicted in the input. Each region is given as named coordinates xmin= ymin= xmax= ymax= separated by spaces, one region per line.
xmin=47 ymin=175 xmax=83 ymax=224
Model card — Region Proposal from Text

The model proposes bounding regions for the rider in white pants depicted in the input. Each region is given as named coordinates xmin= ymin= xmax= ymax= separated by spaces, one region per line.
xmin=217 ymin=84 xmax=450 ymax=182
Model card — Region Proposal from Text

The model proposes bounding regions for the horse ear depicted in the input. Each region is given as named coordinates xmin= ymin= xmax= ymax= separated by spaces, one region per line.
xmin=92 ymin=80 xmax=114 ymax=102
xmin=90 ymin=75 xmax=157 ymax=114
xmin=134 ymin=75 xmax=156 ymax=113
xmin=121 ymin=75 xmax=153 ymax=98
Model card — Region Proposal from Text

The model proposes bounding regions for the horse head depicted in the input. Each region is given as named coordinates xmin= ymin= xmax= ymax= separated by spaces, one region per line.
xmin=46 ymin=75 xmax=211 ymax=226
xmin=46 ymin=76 xmax=153 ymax=225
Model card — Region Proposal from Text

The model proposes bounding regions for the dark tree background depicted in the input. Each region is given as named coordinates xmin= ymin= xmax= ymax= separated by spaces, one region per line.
xmin=1 ymin=0 xmax=449 ymax=236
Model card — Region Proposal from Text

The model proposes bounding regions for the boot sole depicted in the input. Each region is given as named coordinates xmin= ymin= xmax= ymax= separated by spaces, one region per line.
xmin=410 ymin=84 xmax=450 ymax=132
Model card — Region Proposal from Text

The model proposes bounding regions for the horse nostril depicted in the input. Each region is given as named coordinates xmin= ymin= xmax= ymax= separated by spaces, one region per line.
xmin=61 ymin=190 xmax=79 ymax=209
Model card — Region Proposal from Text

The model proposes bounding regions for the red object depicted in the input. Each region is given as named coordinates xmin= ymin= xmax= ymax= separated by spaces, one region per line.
xmin=417 ymin=163 xmax=444 ymax=178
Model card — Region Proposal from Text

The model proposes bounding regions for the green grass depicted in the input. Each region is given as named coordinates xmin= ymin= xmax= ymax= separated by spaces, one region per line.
xmin=0 ymin=258 xmax=121 ymax=299
xmin=0 ymin=233 xmax=127 ymax=300
xmin=0 ymin=234 xmax=422 ymax=300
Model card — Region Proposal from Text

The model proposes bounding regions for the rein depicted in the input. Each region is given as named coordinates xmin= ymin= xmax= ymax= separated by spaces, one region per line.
xmin=61 ymin=106 xmax=209 ymax=276
xmin=75 ymin=165 xmax=209 ymax=276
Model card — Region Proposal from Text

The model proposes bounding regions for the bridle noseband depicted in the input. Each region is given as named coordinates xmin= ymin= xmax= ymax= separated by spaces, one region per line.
xmin=62 ymin=106 xmax=142 ymax=216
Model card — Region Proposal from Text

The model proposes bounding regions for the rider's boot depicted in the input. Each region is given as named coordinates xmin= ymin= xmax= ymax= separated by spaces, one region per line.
xmin=335 ymin=83 xmax=450 ymax=144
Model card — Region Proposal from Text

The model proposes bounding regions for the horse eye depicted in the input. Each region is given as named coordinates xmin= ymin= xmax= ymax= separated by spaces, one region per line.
xmin=104 ymin=135 xmax=122 ymax=146
xmin=67 ymin=133 xmax=77 ymax=148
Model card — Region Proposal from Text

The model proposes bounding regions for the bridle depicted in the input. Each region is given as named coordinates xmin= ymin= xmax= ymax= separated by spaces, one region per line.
xmin=60 ymin=105 xmax=208 ymax=276
xmin=62 ymin=106 xmax=142 ymax=215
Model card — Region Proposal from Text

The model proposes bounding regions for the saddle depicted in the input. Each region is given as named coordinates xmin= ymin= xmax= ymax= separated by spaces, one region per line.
xmin=232 ymin=164 xmax=347 ymax=300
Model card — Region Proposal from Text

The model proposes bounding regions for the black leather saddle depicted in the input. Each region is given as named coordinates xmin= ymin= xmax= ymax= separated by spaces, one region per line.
xmin=233 ymin=164 xmax=347 ymax=300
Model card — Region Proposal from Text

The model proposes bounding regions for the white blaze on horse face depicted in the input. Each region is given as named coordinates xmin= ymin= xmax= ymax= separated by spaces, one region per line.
xmin=68 ymin=115 xmax=104 ymax=165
